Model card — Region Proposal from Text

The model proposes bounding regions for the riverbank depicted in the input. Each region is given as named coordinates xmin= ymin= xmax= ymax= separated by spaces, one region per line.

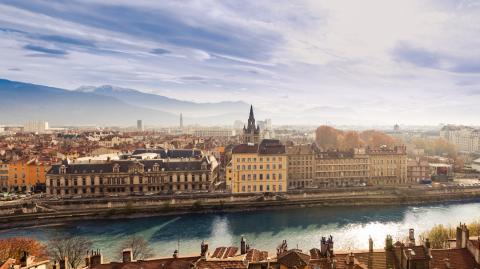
xmin=1 ymin=185 xmax=480 ymax=230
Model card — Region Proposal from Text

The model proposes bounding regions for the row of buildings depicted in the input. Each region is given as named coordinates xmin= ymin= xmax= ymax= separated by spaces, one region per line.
xmin=1 ymin=107 xmax=455 ymax=195
xmin=226 ymin=141 xmax=420 ymax=193
xmin=225 ymin=107 xmax=433 ymax=193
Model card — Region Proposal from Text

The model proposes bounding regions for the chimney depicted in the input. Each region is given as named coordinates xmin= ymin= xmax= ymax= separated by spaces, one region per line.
xmin=456 ymin=224 xmax=463 ymax=248
xmin=346 ymin=253 xmax=355 ymax=265
xmin=19 ymin=251 xmax=28 ymax=267
xmin=320 ymin=237 xmax=327 ymax=256
xmin=385 ymin=235 xmax=393 ymax=251
xmin=122 ymin=248 xmax=133 ymax=263
xmin=408 ymin=228 xmax=415 ymax=246
xmin=200 ymin=241 xmax=209 ymax=258
xmin=369 ymin=237 xmax=374 ymax=252
xmin=89 ymin=250 xmax=103 ymax=267
xmin=462 ymin=224 xmax=469 ymax=248
xmin=327 ymin=235 xmax=334 ymax=254
xmin=425 ymin=238 xmax=431 ymax=257
xmin=59 ymin=257 xmax=69 ymax=269
xmin=240 ymin=236 xmax=247 ymax=255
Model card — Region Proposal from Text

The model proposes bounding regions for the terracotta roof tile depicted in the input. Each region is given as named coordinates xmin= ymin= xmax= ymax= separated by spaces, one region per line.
xmin=92 ymin=256 xmax=200 ymax=269
xmin=430 ymin=248 xmax=479 ymax=269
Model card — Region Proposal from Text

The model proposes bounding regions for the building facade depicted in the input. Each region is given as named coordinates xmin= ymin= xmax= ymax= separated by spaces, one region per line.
xmin=440 ymin=125 xmax=480 ymax=153
xmin=367 ymin=146 xmax=408 ymax=185
xmin=407 ymin=159 xmax=430 ymax=183
xmin=0 ymin=162 xmax=8 ymax=192
xmin=46 ymin=151 xmax=218 ymax=197
xmin=285 ymin=144 xmax=410 ymax=189
xmin=7 ymin=159 xmax=49 ymax=192
xmin=286 ymin=144 xmax=316 ymax=189
xmin=314 ymin=150 xmax=370 ymax=188
xmin=242 ymin=105 xmax=260 ymax=144
xmin=230 ymin=139 xmax=287 ymax=193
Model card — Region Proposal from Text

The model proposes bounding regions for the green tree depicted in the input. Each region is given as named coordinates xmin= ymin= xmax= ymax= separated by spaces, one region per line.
xmin=419 ymin=224 xmax=454 ymax=249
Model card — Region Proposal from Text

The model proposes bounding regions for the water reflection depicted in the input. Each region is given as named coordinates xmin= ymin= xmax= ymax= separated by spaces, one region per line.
xmin=2 ymin=200 xmax=480 ymax=261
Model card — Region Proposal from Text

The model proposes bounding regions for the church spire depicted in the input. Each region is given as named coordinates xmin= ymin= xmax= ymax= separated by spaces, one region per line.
xmin=242 ymin=105 xmax=260 ymax=144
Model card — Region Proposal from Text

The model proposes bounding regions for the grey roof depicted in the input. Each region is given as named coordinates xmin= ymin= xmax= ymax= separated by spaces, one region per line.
xmin=48 ymin=158 xmax=211 ymax=175
xmin=131 ymin=148 xmax=202 ymax=158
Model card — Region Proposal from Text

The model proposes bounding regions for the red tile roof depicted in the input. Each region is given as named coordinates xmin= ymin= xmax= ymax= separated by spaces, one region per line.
xmin=195 ymin=260 xmax=246 ymax=269
xmin=92 ymin=256 xmax=200 ymax=269
xmin=430 ymin=248 xmax=479 ymax=269
xmin=245 ymin=249 xmax=268 ymax=262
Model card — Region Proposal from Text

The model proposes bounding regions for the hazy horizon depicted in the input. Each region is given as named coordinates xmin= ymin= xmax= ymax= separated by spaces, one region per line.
xmin=1 ymin=1 xmax=480 ymax=125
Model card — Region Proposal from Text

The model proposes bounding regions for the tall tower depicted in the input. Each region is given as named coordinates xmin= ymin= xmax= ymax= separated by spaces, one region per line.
xmin=242 ymin=105 xmax=260 ymax=144
xmin=137 ymin=120 xmax=143 ymax=131
xmin=180 ymin=113 xmax=184 ymax=129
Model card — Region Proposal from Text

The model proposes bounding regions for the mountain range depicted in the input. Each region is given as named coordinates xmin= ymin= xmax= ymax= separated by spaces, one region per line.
xmin=0 ymin=79 xmax=250 ymax=127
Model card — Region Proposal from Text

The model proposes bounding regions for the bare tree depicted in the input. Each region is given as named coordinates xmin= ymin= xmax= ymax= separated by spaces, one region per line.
xmin=48 ymin=236 xmax=92 ymax=269
xmin=117 ymin=235 xmax=152 ymax=261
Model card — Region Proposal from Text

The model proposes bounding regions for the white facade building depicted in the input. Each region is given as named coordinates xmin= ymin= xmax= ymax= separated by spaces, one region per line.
xmin=24 ymin=120 xmax=48 ymax=133
xmin=440 ymin=125 xmax=480 ymax=153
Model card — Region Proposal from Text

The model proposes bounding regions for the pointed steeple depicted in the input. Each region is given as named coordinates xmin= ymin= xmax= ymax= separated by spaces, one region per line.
xmin=243 ymin=105 xmax=260 ymax=144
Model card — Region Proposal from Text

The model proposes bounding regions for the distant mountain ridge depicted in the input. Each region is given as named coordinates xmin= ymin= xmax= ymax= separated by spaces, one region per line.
xmin=75 ymin=85 xmax=250 ymax=117
xmin=0 ymin=79 xmax=250 ymax=126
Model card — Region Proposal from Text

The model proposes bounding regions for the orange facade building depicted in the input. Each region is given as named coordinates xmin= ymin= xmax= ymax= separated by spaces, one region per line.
xmin=7 ymin=159 xmax=49 ymax=192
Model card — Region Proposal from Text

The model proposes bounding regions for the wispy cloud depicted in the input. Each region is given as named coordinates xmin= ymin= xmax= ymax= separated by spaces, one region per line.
xmin=0 ymin=0 xmax=480 ymax=124
xmin=23 ymin=44 xmax=68 ymax=56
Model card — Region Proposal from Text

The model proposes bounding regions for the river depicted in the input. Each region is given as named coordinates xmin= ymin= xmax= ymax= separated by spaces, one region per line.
xmin=2 ymin=200 xmax=480 ymax=261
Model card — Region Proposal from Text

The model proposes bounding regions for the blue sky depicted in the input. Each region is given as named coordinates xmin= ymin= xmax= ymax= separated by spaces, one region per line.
xmin=1 ymin=0 xmax=480 ymax=125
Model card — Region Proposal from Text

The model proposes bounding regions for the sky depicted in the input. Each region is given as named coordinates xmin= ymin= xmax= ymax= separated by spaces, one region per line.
xmin=1 ymin=0 xmax=480 ymax=125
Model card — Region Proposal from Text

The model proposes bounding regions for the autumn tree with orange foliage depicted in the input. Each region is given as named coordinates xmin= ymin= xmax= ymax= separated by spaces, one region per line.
xmin=339 ymin=131 xmax=364 ymax=150
xmin=360 ymin=130 xmax=396 ymax=148
xmin=0 ymin=237 xmax=47 ymax=262
xmin=316 ymin=125 xmax=397 ymax=150
xmin=315 ymin=125 xmax=341 ymax=150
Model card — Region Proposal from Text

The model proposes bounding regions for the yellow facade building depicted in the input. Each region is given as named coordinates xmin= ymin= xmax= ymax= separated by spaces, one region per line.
xmin=230 ymin=139 xmax=287 ymax=193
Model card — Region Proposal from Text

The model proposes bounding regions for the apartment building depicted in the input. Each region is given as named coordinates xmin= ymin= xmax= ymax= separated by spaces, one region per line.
xmin=407 ymin=159 xmax=430 ymax=183
xmin=314 ymin=150 xmax=370 ymax=188
xmin=286 ymin=144 xmax=409 ymax=189
xmin=286 ymin=144 xmax=316 ymax=189
xmin=8 ymin=159 xmax=49 ymax=192
xmin=440 ymin=125 xmax=480 ymax=153
xmin=367 ymin=146 xmax=408 ymax=185
xmin=229 ymin=139 xmax=287 ymax=193
xmin=0 ymin=161 xmax=8 ymax=192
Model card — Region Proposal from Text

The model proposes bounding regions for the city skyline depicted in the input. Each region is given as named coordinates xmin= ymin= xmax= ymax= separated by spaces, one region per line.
xmin=1 ymin=1 xmax=480 ymax=125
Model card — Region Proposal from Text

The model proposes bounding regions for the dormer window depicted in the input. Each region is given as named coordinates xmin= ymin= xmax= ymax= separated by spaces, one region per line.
xmin=113 ymin=164 xmax=120 ymax=173
xmin=153 ymin=163 xmax=160 ymax=172
xmin=59 ymin=165 xmax=66 ymax=174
